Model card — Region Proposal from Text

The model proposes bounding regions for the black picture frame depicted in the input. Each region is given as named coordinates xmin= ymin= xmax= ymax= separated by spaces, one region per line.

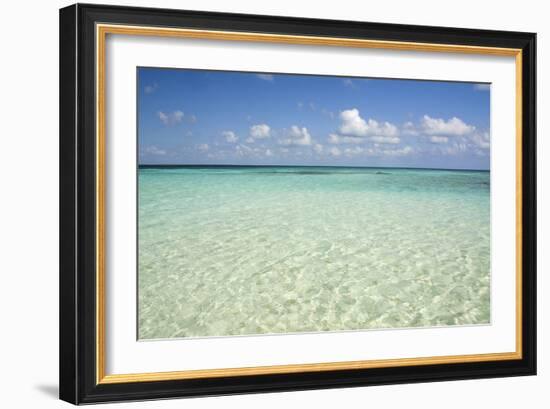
xmin=60 ymin=3 xmax=536 ymax=404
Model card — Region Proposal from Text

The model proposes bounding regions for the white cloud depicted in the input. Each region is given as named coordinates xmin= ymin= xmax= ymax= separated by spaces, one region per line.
xmin=327 ymin=144 xmax=411 ymax=158
xmin=235 ymin=144 xmax=269 ymax=158
xmin=474 ymin=83 xmax=490 ymax=91
xmin=438 ymin=142 xmax=468 ymax=156
xmin=342 ymin=78 xmax=355 ymax=88
xmin=142 ymin=145 xmax=167 ymax=156
xmin=235 ymin=144 xmax=253 ymax=157
xmin=381 ymin=146 xmax=414 ymax=157
xmin=256 ymin=74 xmax=274 ymax=81
xmin=339 ymin=109 xmax=399 ymax=139
xmin=249 ymin=123 xmax=271 ymax=139
xmin=328 ymin=133 xmax=363 ymax=144
xmin=329 ymin=147 xmax=341 ymax=157
xmin=313 ymin=144 xmax=323 ymax=154
xmin=429 ymin=135 xmax=449 ymax=144
xmin=426 ymin=131 xmax=489 ymax=156
xmin=198 ymin=143 xmax=209 ymax=152
xmin=279 ymin=126 xmax=312 ymax=146
xmin=328 ymin=132 xmax=399 ymax=145
xmin=402 ymin=121 xmax=420 ymax=136
xmin=222 ymin=130 xmax=238 ymax=143
xmin=470 ymin=131 xmax=490 ymax=149
xmin=144 ymin=83 xmax=158 ymax=94
xmin=245 ymin=137 xmax=255 ymax=143
xmin=421 ymin=115 xmax=475 ymax=136
xmin=158 ymin=110 xmax=184 ymax=126
xmin=370 ymin=135 xmax=400 ymax=144
xmin=344 ymin=146 xmax=364 ymax=157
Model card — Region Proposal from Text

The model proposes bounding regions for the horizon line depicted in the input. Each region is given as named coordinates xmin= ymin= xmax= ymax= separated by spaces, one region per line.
xmin=138 ymin=163 xmax=490 ymax=172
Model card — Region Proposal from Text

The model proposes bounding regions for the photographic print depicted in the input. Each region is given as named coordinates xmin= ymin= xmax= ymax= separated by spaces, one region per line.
xmin=137 ymin=68 xmax=491 ymax=340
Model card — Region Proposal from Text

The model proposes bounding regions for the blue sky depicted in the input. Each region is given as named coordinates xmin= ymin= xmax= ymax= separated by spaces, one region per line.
xmin=138 ymin=67 xmax=490 ymax=170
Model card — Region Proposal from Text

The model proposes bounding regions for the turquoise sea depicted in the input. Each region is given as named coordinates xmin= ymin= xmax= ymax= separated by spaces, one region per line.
xmin=138 ymin=166 xmax=490 ymax=339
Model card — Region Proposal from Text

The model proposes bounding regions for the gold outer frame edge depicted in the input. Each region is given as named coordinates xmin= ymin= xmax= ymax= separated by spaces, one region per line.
xmin=100 ymin=352 xmax=519 ymax=384
xmin=515 ymin=52 xmax=523 ymax=358
xmin=96 ymin=24 xmax=106 ymax=383
xmin=96 ymin=23 xmax=523 ymax=385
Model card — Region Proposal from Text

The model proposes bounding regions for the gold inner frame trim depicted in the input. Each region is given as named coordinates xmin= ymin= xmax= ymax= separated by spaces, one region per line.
xmin=96 ymin=23 xmax=523 ymax=385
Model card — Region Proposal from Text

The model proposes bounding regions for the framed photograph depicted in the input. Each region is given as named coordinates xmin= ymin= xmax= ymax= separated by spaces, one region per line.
xmin=59 ymin=3 xmax=536 ymax=404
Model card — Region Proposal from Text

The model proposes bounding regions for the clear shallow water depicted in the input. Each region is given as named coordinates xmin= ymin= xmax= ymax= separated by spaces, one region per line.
xmin=138 ymin=166 xmax=490 ymax=340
